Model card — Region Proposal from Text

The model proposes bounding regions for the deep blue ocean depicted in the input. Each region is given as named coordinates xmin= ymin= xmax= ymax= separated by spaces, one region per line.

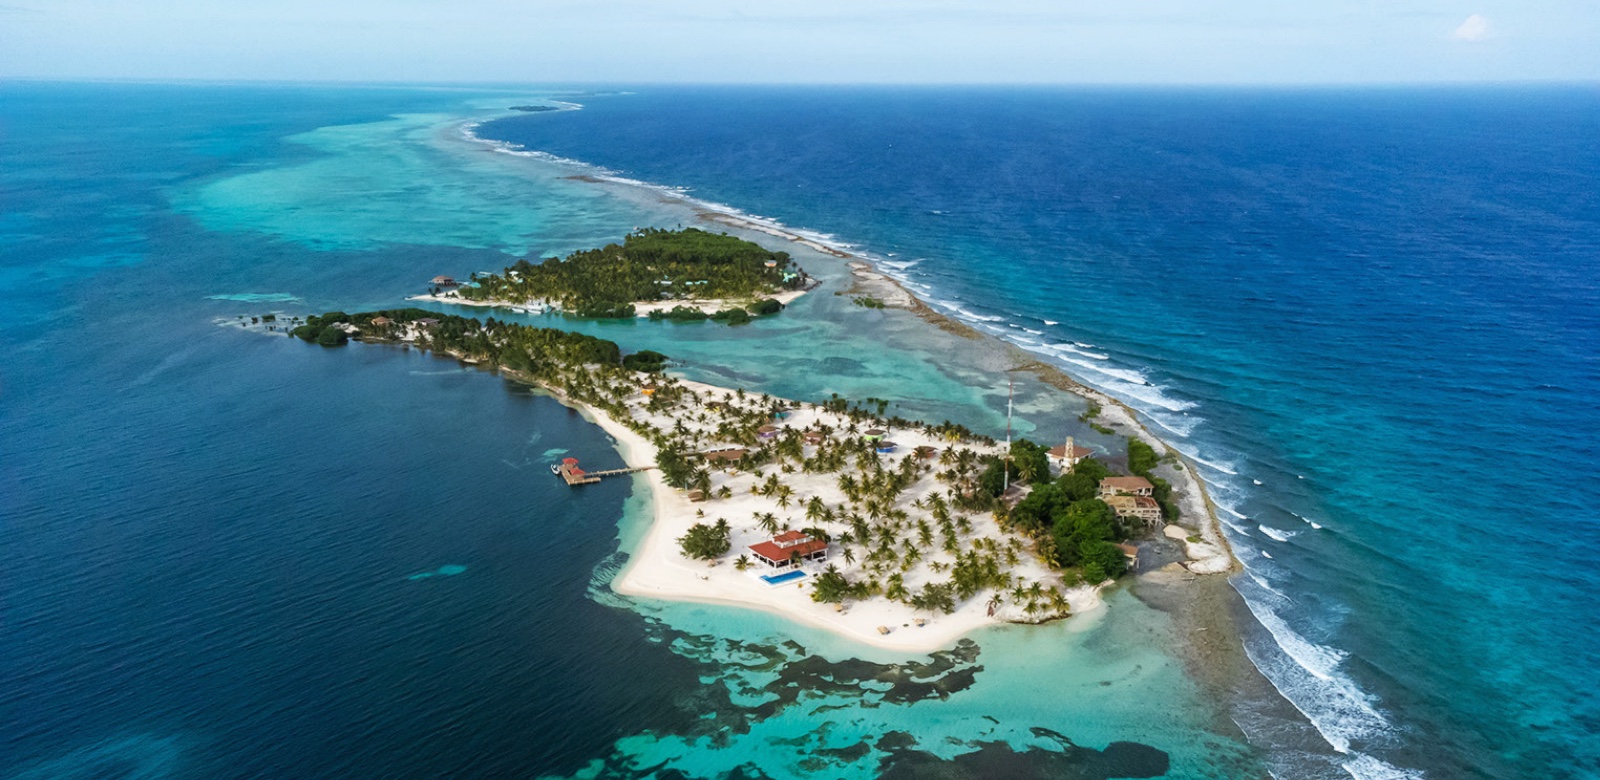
xmin=3 ymin=83 xmax=1597 ymax=780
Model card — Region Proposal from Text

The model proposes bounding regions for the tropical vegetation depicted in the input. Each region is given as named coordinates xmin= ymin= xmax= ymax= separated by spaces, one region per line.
xmin=457 ymin=228 xmax=808 ymax=317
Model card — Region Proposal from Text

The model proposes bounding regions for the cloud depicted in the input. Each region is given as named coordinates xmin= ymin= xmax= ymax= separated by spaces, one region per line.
xmin=1452 ymin=14 xmax=1491 ymax=42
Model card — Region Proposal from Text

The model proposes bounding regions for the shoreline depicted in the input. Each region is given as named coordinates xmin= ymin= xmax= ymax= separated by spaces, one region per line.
xmin=406 ymin=285 xmax=813 ymax=319
xmin=579 ymin=378 xmax=1074 ymax=653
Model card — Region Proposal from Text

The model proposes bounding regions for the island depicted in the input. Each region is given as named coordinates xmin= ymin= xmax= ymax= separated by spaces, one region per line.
xmin=267 ymin=298 xmax=1231 ymax=650
xmin=412 ymin=227 xmax=814 ymax=322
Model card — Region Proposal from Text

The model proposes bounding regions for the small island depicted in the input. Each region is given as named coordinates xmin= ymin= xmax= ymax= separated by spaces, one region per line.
xmin=265 ymin=302 xmax=1229 ymax=650
xmin=413 ymin=227 xmax=814 ymax=322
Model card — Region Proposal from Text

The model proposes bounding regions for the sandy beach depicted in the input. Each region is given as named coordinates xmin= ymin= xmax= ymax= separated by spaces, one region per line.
xmin=561 ymin=377 xmax=1091 ymax=652
xmin=407 ymin=286 xmax=811 ymax=318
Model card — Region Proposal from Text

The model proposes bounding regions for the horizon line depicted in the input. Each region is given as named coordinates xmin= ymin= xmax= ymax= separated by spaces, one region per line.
xmin=5 ymin=75 xmax=1599 ymax=91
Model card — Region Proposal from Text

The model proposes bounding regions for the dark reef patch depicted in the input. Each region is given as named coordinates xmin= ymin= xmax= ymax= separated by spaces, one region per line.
xmin=876 ymin=727 xmax=1169 ymax=779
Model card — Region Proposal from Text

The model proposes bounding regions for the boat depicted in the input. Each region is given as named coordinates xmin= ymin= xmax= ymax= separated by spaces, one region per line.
xmin=549 ymin=463 xmax=562 ymax=475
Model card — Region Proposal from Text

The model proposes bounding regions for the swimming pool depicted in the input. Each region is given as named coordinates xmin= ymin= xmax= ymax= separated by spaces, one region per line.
xmin=760 ymin=570 xmax=807 ymax=585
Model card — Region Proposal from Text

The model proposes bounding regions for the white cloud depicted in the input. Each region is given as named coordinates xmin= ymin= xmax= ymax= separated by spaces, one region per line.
xmin=1453 ymin=13 xmax=1491 ymax=42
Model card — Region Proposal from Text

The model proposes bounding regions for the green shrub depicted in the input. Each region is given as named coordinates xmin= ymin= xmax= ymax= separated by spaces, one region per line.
xmin=678 ymin=519 xmax=732 ymax=561
xmin=747 ymin=298 xmax=783 ymax=316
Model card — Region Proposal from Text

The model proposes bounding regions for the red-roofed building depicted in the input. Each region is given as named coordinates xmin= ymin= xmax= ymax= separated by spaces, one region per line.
xmin=1099 ymin=476 xmax=1154 ymax=498
xmin=748 ymin=530 xmax=828 ymax=568
xmin=1048 ymin=440 xmax=1094 ymax=470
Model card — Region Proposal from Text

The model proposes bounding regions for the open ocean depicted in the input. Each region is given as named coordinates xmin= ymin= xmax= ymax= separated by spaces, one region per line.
xmin=3 ymin=83 xmax=1597 ymax=780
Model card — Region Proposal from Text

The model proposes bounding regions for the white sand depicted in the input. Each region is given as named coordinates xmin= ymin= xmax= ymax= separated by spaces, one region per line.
xmin=406 ymin=287 xmax=810 ymax=318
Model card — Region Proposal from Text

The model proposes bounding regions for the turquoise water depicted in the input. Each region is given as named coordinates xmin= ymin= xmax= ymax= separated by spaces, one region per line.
xmin=1 ymin=83 xmax=1267 ymax=779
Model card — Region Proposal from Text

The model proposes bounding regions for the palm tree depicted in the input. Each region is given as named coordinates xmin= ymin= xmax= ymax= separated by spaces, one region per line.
xmin=886 ymin=573 xmax=908 ymax=602
xmin=805 ymin=496 xmax=827 ymax=524
xmin=1016 ymin=456 xmax=1040 ymax=484
xmin=842 ymin=546 xmax=857 ymax=566
xmin=756 ymin=512 xmax=780 ymax=535
xmin=1046 ymin=588 xmax=1069 ymax=616
xmin=734 ymin=555 xmax=752 ymax=572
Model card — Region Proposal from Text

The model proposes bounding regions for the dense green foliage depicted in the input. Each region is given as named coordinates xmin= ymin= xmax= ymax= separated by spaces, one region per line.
xmin=1128 ymin=438 xmax=1160 ymax=475
xmin=852 ymin=296 xmax=886 ymax=309
xmin=290 ymin=308 xmax=635 ymax=386
xmin=678 ymin=519 xmax=732 ymax=561
xmin=649 ymin=306 xmax=710 ymax=322
xmin=747 ymin=298 xmax=784 ymax=316
xmin=1126 ymin=438 xmax=1177 ymax=520
xmin=976 ymin=457 xmax=1014 ymax=497
xmin=1079 ymin=541 xmax=1129 ymax=582
xmin=290 ymin=311 xmax=351 ymax=346
xmin=1001 ymin=455 xmax=1130 ymax=575
xmin=460 ymin=228 xmax=807 ymax=317
xmin=315 ymin=326 xmax=348 ymax=346
xmin=622 ymin=350 xmax=669 ymax=373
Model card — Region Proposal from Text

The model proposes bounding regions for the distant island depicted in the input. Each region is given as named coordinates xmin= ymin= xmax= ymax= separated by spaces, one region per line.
xmin=259 ymin=298 xmax=1229 ymax=649
xmin=508 ymin=105 xmax=562 ymax=113
xmin=413 ymin=227 xmax=814 ymax=322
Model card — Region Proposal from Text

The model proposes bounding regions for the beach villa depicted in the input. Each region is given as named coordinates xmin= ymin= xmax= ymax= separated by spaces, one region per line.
xmin=430 ymin=275 xmax=459 ymax=287
xmin=1099 ymin=475 xmax=1155 ymax=498
xmin=749 ymin=530 xmax=829 ymax=569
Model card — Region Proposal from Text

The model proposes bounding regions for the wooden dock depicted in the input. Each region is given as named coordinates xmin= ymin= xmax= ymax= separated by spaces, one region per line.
xmin=556 ymin=460 xmax=652 ymax=487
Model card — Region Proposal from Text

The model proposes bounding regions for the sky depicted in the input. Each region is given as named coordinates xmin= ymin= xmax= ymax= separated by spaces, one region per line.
xmin=1 ymin=0 xmax=1596 ymax=84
